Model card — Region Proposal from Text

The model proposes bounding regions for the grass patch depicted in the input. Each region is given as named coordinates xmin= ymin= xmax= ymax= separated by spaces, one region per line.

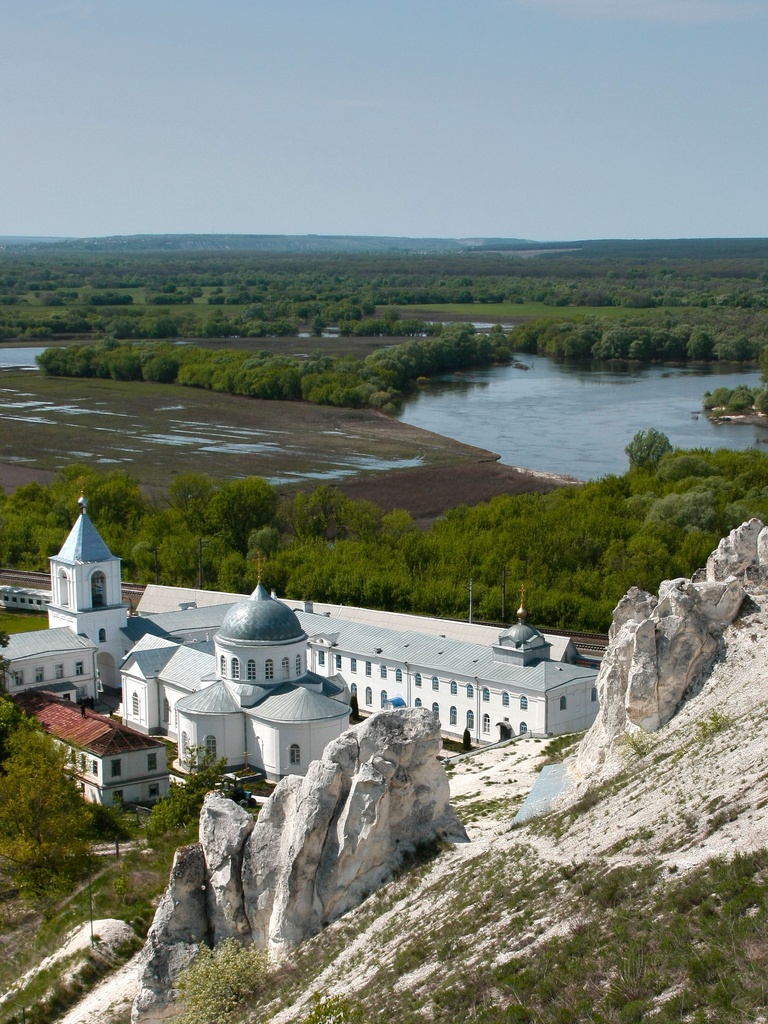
xmin=398 ymin=302 xmax=687 ymax=322
xmin=0 ymin=611 xmax=48 ymax=634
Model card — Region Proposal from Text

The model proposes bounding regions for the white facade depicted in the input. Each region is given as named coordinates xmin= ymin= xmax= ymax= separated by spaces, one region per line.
xmin=3 ymin=628 xmax=98 ymax=702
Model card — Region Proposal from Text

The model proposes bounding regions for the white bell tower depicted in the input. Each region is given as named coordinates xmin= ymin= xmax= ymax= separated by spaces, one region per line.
xmin=48 ymin=495 xmax=129 ymax=687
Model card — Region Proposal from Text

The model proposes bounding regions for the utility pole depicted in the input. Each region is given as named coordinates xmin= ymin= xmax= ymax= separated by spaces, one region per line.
xmin=501 ymin=566 xmax=507 ymax=623
xmin=468 ymin=577 xmax=474 ymax=624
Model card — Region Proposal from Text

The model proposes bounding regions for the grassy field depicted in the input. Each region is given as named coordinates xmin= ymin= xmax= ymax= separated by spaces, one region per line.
xmin=0 ymin=611 xmax=47 ymax=635
xmin=398 ymin=301 xmax=684 ymax=322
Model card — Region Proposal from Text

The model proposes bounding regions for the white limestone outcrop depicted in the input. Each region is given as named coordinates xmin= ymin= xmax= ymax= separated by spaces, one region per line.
xmin=574 ymin=520 xmax=763 ymax=779
xmin=132 ymin=708 xmax=468 ymax=1022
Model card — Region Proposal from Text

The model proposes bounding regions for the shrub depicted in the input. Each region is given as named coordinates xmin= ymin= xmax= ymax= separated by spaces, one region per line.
xmin=176 ymin=938 xmax=269 ymax=1024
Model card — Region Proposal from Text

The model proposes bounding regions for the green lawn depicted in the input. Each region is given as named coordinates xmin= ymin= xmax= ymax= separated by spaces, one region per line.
xmin=396 ymin=302 xmax=684 ymax=321
xmin=0 ymin=610 xmax=48 ymax=634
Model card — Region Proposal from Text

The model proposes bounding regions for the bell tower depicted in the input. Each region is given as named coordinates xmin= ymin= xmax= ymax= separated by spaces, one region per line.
xmin=48 ymin=496 xmax=129 ymax=687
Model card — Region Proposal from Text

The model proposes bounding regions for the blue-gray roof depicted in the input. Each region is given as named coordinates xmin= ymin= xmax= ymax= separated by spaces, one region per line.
xmin=247 ymin=684 xmax=350 ymax=724
xmin=4 ymin=627 xmax=96 ymax=660
xmin=218 ymin=583 xmax=306 ymax=644
xmin=177 ymin=680 xmax=242 ymax=715
xmin=55 ymin=512 xmax=115 ymax=564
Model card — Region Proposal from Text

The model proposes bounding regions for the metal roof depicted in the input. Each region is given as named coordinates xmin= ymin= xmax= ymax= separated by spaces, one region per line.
xmin=159 ymin=643 xmax=216 ymax=692
xmin=54 ymin=511 xmax=115 ymax=564
xmin=121 ymin=635 xmax=178 ymax=679
xmin=247 ymin=684 xmax=350 ymax=724
xmin=176 ymin=680 xmax=243 ymax=715
xmin=4 ymin=627 xmax=96 ymax=660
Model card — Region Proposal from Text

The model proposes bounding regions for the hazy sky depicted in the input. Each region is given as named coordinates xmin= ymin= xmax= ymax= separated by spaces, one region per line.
xmin=2 ymin=0 xmax=767 ymax=240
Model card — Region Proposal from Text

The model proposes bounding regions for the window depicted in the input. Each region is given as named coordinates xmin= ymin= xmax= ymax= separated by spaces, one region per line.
xmin=132 ymin=693 xmax=140 ymax=717
xmin=247 ymin=659 xmax=256 ymax=680
xmin=450 ymin=706 xmax=457 ymax=726
xmin=520 ymin=722 xmax=528 ymax=734
xmin=432 ymin=702 xmax=440 ymax=718
xmin=91 ymin=571 xmax=105 ymax=608
xmin=205 ymin=735 xmax=217 ymax=757
xmin=415 ymin=698 xmax=422 ymax=708
xmin=351 ymin=682 xmax=357 ymax=695
xmin=431 ymin=676 xmax=439 ymax=691
xmin=381 ymin=665 xmax=387 ymax=679
xmin=365 ymin=661 xmax=372 ymax=677
xmin=483 ymin=714 xmax=491 ymax=734
xmin=113 ymin=790 xmax=123 ymax=804
xmin=148 ymin=752 xmax=157 ymax=771
xmin=34 ymin=666 xmax=44 ymax=683
xmin=232 ymin=658 xmax=240 ymax=680
xmin=98 ymin=628 xmax=106 ymax=643
xmin=365 ymin=686 xmax=372 ymax=706
xmin=415 ymin=672 xmax=422 ymax=688
xmin=350 ymin=658 xmax=357 ymax=673
xmin=181 ymin=732 xmax=189 ymax=762
xmin=467 ymin=683 xmax=474 ymax=699
xmin=80 ymin=753 xmax=86 ymax=771
xmin=318 ymin=650 xmax=325 ymax=666
xmin=91 ymin=759 xmax=98 ymax=775
xmin=482 ymin=688 xmax=490 ymax=702
xmin=11 ymin=671 xmax=23 ymax=687
xmin=163 ymin=697 xmax=170 ymax=723
xmin=149 ymin=784 xmax=160 ymax=799
xmin=380 ymin=689 xmax=388 ymax=708
xmin=560 ymin=695 xmax=567 ymax=711
xmin=55 ymin=664 xmax=64 ymax=679
xmin=502 ymin=691 xmax=510 ymax=707
xmin=75 ymin=661 xmax=84 ymax=676
xmin=265 ymin=659 xmax=274 ymax=680
xmin=395 ymin=668 xmax=402 ymax=683
xmin=591 ymin=687 xmax=598 ymax=703
xmin=289 ymin=743 xmax=301 ymax=765
xmin=59 ymin=570 xmax=69 ymax=607
xmin=295 ymin=655 xmax=302 ymax=675
xmin=520 ymin=695 xmax=528 ymax=711
xmin=450 ymin=680 xmax=457 ymax=695
xmin=335 ymin=653 xmax=342 ymax=670
xmin=220 ymin=655 xmax=226 ymax=675
xmin=466 ymin=710 xmax=475 ymax=729
xmin=282 ymin=657 xmax=290 ymax=679
xmin=111 ymin=759 xmax=122 ymax=778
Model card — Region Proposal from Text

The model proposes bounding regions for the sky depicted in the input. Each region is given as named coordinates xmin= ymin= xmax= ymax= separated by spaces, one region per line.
xmin=1 ymin=0 xmax=767 ymax=241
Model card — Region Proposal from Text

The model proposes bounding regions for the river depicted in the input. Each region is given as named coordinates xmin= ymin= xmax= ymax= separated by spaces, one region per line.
xmin=396 ymin=357 xmax=766 ymax=480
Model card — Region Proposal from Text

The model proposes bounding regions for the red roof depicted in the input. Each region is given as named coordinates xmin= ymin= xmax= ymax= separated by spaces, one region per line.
xmin=11 ymin=691 xmax=164 ymax=755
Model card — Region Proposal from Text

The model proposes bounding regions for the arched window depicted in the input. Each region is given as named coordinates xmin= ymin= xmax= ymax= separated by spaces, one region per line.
xmin=181 ymin=731 xmax=189 ymax=763
xmin=395 ymin=668 xmax=402 ymax=682
xmin=220 ymin=655 xmax=226 ymax=675
xmin=204 ymin=735 xmax=217 ymax=757
xmin=296 ymin=655 xmax=302 ymax=675
xmin=162 ymin=697 xmax=170 ymax=723
xmin=560 ymin=695 xmax=567 ymax=711
xmin=432 ymin=702 xmax=440 ymax=718
xmin=380 ymin=690 xmax=388 ymax=708
xmin=232 ymin=658 xmax=240 ymax=680
xmin=450 ymin=680 xmax=457 ymax=695
xmin=415 ymin=673 xmax=422 ymax=688
xmin=482 ymin=688 xmax=490 ymax=702
xmin=502 ymin=691 xmax=510 ymax=707
xmin=351 ymin=682 xmax=357 ymax=695
xmin=91 ymin=571 xmax=105 ymax=608
xmin=265 ymin=659 xmax=274 ymax=680
xmin=58 ymin=570 xmax=69 ymax=607
xmin=450 ymin=706 xmax=457 ymax=726
xmin=131 ymin=692 xmax=140 ymax=717
xmin=520 ymin=721 xmax=528 ymax=734
xmin=467 ymin=683 xmax=474 ymax=699
xmin=415 ymin=698 xmax=422 ymax=708
xmin=483 ymin=713 xmax=491 ymax=733
xmin=247 ymin=659 xmax=256 ymax=680
xmin=591 ymin=687 xmax=598 ymax=703
xmin=365 ymin=686 xmax=372 ymax=705
xmin=466 ymin=709 xmax=475 ymax=729
xmin=98 ymin=628 xmax=106 ymax=643
xmin=520 ymin=695 xmax=528 ymax=711
xmin=432 ymin=676 xmax=439 ymax=691
xmin=290 ymin=743 xmax=301 ymax=765
xmin=282 ymin=657 xmax=290 ymax=680
xmin=381 ymin=665 xmax=387 ymax=679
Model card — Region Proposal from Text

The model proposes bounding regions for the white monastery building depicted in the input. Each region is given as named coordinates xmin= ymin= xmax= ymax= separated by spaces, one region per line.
xmin=3 ymin=497 xmax=600 ymax=784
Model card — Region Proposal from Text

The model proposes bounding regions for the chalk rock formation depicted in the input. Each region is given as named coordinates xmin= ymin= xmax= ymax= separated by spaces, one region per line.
xmin=133 ymin=708 xmax=467 ymax=1022
xmin=574 ymin=521 xmax=764 ymax=779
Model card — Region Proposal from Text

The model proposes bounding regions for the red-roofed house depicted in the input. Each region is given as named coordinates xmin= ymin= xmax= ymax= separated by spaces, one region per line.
xmin=12 ymin=690 xmax=169 ymax=806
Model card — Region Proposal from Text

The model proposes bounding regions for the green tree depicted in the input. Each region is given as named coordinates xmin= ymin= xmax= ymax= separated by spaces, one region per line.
xmin=176 ymin=938 xmax=270 ymax=1024
xmin=146 ymin=746 xmax=227 ymax=841
xmin=0 ymin=729 xmax=91 ymax=898
xmin=625 ymin=429 xmax=673 ymax=471
xmin=207 ymin=477 xmax=279 ymax=554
